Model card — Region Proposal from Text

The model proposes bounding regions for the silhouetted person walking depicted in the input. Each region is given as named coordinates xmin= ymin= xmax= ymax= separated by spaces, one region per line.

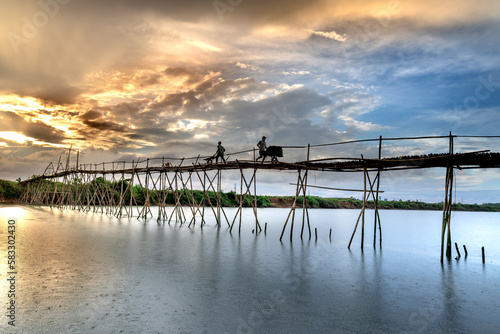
xmin=216 ymin=141 xmax=226 ymax=163
xmin=256 ymin=136 xmax=267 ymax=161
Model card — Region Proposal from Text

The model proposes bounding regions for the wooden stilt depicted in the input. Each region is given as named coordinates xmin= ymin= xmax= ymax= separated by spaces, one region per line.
xmin=300 ymin=144 xmax=311 ymax=240
xmin=230 ymin=165 xmax=260 ymax=232
xmin=454 ymin=242 xmax=461 ymax=259
xmin=348 ymin=209 xmax=364 ymax=249
xmin=348 ymin=162 xmax=376 ymax=250
xmin=193 ymin=168 xmax=219 ymax=225
xmin=217 ymin=169 xmax=221 ymax=226
xmin=361 ymin=167 xmax=366 ymax=250
xmin=374 ymin=135 xmax=383 ymax=249
xmin=441 ymin=133 xmax=454 ymax=263
xmin=280 ymin=170 xmax=303 ymax=242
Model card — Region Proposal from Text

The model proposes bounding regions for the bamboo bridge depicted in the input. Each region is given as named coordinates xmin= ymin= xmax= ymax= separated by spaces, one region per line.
xmin=20 ymin=134 xmax=500 ymax=262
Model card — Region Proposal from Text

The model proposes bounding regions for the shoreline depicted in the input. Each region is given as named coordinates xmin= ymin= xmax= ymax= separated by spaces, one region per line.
xmin=2 ymin=196 xmax=499 ymax=212
xmin=2 ymin=178 xmax=498 ymax=212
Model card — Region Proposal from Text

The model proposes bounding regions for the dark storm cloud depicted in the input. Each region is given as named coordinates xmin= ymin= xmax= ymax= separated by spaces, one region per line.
xmin=5 ymin=78 xmax=83 ymax=106
xmin=0 ymin=111 xmax=66 ymax=143
xmin=27 ymin=83 xmax=82 ymax=105
xmin=125 ymin=133 xmax=144 ymax=140
xmin=82 ymin=119 xmax=128 ymax=132
xmin=79 ymin=110 xmax=102 ymax=121
xmin=109 ymin=100 xmax=148 ymax=119
xmin=164 ymin=67 xmax=205 ymax=85
xmin=134 ymin=72 xmax=162 ymax=87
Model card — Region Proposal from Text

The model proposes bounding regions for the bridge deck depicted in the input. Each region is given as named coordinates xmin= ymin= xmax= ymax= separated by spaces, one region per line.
xmin=26 ymin=151 xmax=500 ymax=181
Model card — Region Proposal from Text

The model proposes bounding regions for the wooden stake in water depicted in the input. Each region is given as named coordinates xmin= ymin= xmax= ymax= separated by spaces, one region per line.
xmin=463 ymin=245 xmax=468 ymax=259
xmin=454 ymin=242 xmax=461 ymax=259
xmin=482 ymin=246 xmax=485 ymax=264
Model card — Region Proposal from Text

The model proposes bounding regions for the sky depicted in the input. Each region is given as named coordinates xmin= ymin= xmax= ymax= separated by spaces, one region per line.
xmin=1 ymin=0 xmax=500 ymax=203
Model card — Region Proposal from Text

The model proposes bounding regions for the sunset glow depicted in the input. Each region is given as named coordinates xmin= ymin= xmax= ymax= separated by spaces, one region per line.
xmin=0 ymin=0 xmax=499 ymax=202
xmin=0 ymin=132 xmax=33 ymax=144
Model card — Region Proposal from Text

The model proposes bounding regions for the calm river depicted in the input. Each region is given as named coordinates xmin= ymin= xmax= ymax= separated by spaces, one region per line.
xmin=0 ymin=205 xmax=499 ymax=333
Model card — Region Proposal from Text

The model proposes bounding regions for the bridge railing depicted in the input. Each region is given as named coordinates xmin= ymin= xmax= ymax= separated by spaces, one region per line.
xmin=33 ymin=134 xmax=500 ymax=177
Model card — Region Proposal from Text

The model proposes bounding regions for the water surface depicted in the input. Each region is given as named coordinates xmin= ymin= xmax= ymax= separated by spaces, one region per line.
xmin=0 ymin=205 xmax=499 ymax=333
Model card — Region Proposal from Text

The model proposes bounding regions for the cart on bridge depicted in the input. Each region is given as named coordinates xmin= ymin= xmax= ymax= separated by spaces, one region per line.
xmin=266 ymin=145 xmax=283 ymax=162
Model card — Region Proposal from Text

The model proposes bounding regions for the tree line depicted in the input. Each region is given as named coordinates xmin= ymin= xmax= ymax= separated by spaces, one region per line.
xmin=1 ymin=178 xmax=499 ymax=212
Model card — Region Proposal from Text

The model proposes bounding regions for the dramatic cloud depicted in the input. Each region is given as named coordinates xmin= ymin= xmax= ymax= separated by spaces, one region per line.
xmin=0 ymin=111 xmax=66 ymax=143
xmin=0 ymin=0 xmax=499 ymax=202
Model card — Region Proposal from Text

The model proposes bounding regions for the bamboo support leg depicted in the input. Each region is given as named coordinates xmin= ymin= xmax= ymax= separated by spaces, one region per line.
xmin=280 ymin=170 xmax=302 ymax=242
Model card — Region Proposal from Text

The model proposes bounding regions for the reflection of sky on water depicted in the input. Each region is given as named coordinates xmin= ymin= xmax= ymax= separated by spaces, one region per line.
xmin=0 ymin=205 xmax=498 ymax=333
xmin=0 ymin=206 xmax=28 ymax=323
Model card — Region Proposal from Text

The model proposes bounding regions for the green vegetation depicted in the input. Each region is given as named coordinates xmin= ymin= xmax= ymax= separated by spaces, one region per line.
xmin=2 ymin=178 xmax=500 ymax=212
xmin=6 ymin=177 xmax=273 ymax=208
xmin=0 ymin=179 xmax=24 ymax=200
xmin=268 ymin=195 xmax=500 ymax=212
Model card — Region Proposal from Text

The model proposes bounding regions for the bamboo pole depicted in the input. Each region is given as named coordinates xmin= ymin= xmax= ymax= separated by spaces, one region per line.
xmin=159 ymin=157 xmax=165 ymax=222
xmin=447 ymin=137 xmax=454 ymax=260
xmin=348 ymin=208 xmax=364 ymax=249
xmin=289 ymin=184 xmax=384 ymax=193
xmin=441 ymin=132 xmax=454 ymax=263
xmin=217 ymin=169 xmax=221 ymax=226
xmin=231 ymin=167 xmax=261 ymax=232
xmin=279 ymin=170 xmax=302 ymax=242
xmin=229 ymin=165 xmax=244 ymax=234
xmin=253 ymin=168 xmax=258 ymax=232
xmin=239 ymin=166 xmax=243 ymax=233
xmin=193 ymin=168 xmax=219 ymax=224
xmin=178 ymin=171 xmax=200 ymax=225
xmin=189 ymin=169 xmax=198 ymax=226
xmin=301 ymin=144 xmax=311 ymax=240
xmin=348 ymin=163 xmax=372 ymax=250
xmin=290 ymin=170 xmax=300 ymax=242
xmin=374 ymin=135 xmax=382 ymax=249
xmin=361 ymin=166 xmax=367 ymax=250
xmin=189 ymin=164 xmax=208 ymax=226
xmin=454 ymin=242 xmax=461 ymax=259
xmin=159 ymin=170 xmax=170 ymax=222
xmin=50 ymin=157 xmax=62 ymax=205
xmin=167 ymin=171 xmax=187 ymax=224
xmin=136 ymin=168 xmax=153 ymax=219
xmin=203 ymin=169 xmax=230 ymax=226
xmin=250 ymin=169 xmax=260 ymax=231
xmin=147 ymin=170 xmax=164 ymax=221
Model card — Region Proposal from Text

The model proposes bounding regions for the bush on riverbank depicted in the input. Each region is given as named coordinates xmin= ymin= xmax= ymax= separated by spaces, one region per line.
xmin=0 ymin=179 xmax=24 ymax=200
